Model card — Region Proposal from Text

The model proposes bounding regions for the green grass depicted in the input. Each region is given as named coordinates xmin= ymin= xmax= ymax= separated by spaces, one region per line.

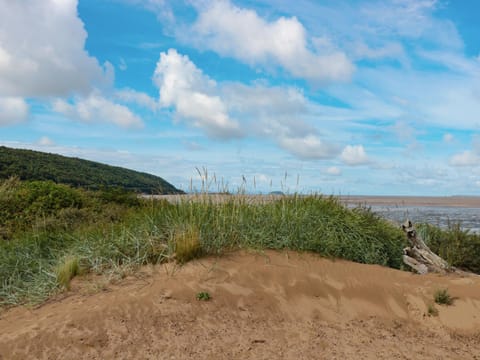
xmin=55 ymin=256 xmax=81 ymax=290
xmin=434 ymin=288 xmax=454 ymax=306
xmin=3 ymin=178 xmax=478 ymax=310
xmin=171 ymin=224 xmax=202 ymax=264
xmin=418 ymin=222 xmax=480 ymax=273
xmin=196 ymin=291 xmax=211 ymax=301
xmin=0 ymin=187 xmax=409 ymax=307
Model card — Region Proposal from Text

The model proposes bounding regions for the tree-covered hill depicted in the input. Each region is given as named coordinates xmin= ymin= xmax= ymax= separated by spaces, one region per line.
xmin=0 ymin=146 xmax=183 ymax=194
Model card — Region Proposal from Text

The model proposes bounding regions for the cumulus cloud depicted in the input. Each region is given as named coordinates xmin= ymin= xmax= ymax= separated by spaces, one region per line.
xmin=152 ymin=49 xmax=340 ymax=159
xmin=53 ymin=93 xmax=144 ymax=129
xmin=190 ymin=1 xmax=353 ymax=82
xmin=153 ymin=49 xmax=242 ymax=139
xmin=341 ymin=145 xmax=370 ymax=165
xmin=278 ymin=135 xmax=338 ymax=160
xmin=449 ymin=150 xmax=480 ymax=167
xmin=0 ymin=97 xmax=29 ymax=125
xmin=115 ymin=88 xmax=158 ymax=111
xmin=223 ymin=83 xmax=340 ymax=159
xmin=222 ymin=83 xmax=315 ymax=138
xmin=0 ymin=0 xmax=111 ymax=98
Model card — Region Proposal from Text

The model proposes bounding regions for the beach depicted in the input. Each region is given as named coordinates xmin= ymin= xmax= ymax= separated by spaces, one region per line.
xmin=1 ymin=250 xmax=479 ymax=359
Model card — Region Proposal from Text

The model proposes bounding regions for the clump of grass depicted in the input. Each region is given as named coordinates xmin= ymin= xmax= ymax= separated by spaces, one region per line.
xmin=55 ymin=256 xmax=81 ymax=290
xmin=196 ymin=291 xmax=211 ymax=301
xmin=418 ymin=222 xmax=480 ymax=274
xmin=171 ymin=224 xmax=202 ymax=263
xmin=427 ymin=303 xmax=439 ymax=316
xmin=434 ymin=288 xmax=454 ymax=305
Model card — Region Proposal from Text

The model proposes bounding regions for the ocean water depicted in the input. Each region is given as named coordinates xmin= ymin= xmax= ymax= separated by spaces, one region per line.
xmin=367 ymin=205 xmax=480 ymax=233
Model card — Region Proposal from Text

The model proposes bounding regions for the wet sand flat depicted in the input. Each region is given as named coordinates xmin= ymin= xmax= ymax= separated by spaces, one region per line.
xmin=338 ymin=195 xmax=480 ymax=208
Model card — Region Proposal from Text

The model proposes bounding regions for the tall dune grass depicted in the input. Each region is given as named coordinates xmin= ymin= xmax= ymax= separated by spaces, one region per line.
xmin=0 ymin=182 xmax=407 ymax=307
xmin=418 ymin=222 xmax=480 ymax=273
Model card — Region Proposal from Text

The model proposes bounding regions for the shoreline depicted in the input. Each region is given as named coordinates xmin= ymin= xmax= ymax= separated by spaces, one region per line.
xmin=145 ymin=194 xmax=480 ymax=208
xmin=338 ymin=195 xmax=480 ymax=208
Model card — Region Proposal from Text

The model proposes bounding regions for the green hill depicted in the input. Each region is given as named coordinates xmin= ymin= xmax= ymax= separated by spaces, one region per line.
xmin=0 ymin=146 xmax=183 ymax=194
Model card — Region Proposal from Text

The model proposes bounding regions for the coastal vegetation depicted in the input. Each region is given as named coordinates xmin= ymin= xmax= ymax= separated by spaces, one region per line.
xmin=1 ymin=175 xmax=479 ymax=308
xmin=434 ymin=288 xmax=454 ymax=306
xmin=1 ymin=177 xmax=406 ymax=306
xmin=418 ymin=223 xmax=480 ymax=274
xmin=0 ymin=146 xmax=182 ymax=194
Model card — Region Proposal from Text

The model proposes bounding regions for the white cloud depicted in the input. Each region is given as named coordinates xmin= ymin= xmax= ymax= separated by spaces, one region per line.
xmin=329 ymin=66 xmax=480 ymax=131
xmin=152 ymin=49 xmax=340 ymax=159
xmin=124 ymin=0 xmax=174 ymax=24
xmin=119 ymin=58 xmax=128 ymax=71
xmin=391 ymin=121 xmax=416 ymax=142
xmin=221 ymin=83 xmax=315 ymax=138
xmin=53 ymin=92 xmax=144 ymax=129
xmin=153 ymin=49 xmax=242 ymax=139
xmin=279 ymin=135 xmax=338 ymax=160
xmin=190 ymin=1 xmax=353 ymax=82
xmin=360 ymin=0 xmax=462 ymax=49
xmin=37 ymin=136 xmax=55 ymax=146
xmin=115 ymin=88 xmax=158 ymax=111
xmin=443 ymin=133 xmax=454 ymax=143
xmin=341 ymin=145 xmax=370 ymax=165
xmin=0 ymin=97 xmax=29 ymax=125
xmin=449 ymin=150 xmax=480 ymax=167
xmin=326 ymin=166 xmax=342 ymax=176
xmin=0 ymin=0 xmax=111 ymax=98
xmin=353 ymin=42 xmax=406 ymax=62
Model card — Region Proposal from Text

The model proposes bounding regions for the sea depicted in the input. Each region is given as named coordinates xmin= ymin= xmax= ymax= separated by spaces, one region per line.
xmin=367 ymin=205 xmax=480 ymax=233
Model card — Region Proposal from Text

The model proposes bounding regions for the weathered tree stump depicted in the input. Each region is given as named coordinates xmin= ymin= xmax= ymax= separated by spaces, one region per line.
xmin=401 ymin=220 xmax=452 ymax=274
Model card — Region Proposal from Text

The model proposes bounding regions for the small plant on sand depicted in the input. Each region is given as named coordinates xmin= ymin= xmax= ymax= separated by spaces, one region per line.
xmin=196 ymin=291 xmax=211 ymax=301
xmin=55 ymin=255 xmax=81 ymax=290
xmin=434 ymin=288 xmax=453 ymax=305
xmin=427 ymin=303 xmax=439 ymax=316
xmin=171 ymin=224 xmax=202 ymax=263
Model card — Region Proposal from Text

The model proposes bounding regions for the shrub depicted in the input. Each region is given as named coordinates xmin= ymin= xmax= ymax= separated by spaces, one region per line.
xmin=97 ymin=186 xmax=140 ymax=207
xmin=196 ymin=291 xmax=211 ymax=301
xmin=434 ymin=288 xmax=453 ymax=305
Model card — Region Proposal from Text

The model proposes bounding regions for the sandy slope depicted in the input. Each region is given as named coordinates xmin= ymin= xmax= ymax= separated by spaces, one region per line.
xmin=1 ymin=250 xmax=480 ymax=359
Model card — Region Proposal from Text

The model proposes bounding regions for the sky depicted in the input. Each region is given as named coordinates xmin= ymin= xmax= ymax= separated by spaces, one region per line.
xmin=1 ymin=0 xmax=480 ymax=195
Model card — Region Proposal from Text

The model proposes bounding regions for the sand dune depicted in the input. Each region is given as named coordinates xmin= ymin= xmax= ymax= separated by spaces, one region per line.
xmin=1 ymin=250 xmax=480 ymax=359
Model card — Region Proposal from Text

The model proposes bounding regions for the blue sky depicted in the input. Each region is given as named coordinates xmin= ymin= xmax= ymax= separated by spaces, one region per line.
xmin=1 ymin=0 xmax=480 ymax=195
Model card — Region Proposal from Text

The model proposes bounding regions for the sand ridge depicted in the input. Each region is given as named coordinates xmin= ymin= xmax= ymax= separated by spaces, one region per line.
xmin=1 ymin=250 xmax=480 ymax=359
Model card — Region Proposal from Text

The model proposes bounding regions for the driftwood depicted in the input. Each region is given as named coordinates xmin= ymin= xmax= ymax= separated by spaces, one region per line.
xmin=401 ymin=220 xmax=452 ymax=274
